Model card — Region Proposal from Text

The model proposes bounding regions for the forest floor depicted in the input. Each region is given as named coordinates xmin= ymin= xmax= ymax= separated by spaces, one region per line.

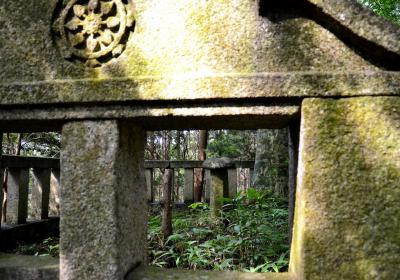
xmin=9 ymin=189 xmax=289 ymax=273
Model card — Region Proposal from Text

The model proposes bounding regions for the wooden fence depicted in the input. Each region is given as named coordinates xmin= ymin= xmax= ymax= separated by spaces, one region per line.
xmin=0 ymin=156 xmax=255 ymax=227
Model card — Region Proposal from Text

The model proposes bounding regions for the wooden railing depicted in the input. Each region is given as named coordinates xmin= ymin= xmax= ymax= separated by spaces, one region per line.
xmin=0 ymin=155 xmax=60 ymax=227
xmin=144 ymin=160 xmax=255 ymax=204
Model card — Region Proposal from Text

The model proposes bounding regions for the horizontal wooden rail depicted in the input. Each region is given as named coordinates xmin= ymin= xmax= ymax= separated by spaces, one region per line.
xmin=1 ymin=155 xmax=60 ymax=169
xmin=144 ymin=160 xmax=254 ymax=169
xmin=1 ymin=157 xmax=253 ymax=170
xmin=0 ymin=156 xmax=254 ymax=225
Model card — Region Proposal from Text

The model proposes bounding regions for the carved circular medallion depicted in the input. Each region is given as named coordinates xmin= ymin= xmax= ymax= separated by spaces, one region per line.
xmin=53 ymin=0 xmax=135 ymax=67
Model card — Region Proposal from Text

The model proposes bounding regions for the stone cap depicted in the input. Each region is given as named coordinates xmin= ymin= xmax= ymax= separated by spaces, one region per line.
xmin=307 ymin=0 xmax=400 ymax=55
xmin=202 ymin=157 xmax=235 ymax=169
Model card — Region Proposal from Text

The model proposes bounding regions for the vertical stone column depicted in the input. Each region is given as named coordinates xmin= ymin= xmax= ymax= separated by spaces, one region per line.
xmin=249 ymin=168 xmax=254 ymax=188
xmin=203 ymin=158 xmax=233 ymax=219
xmin=49 ymin=169 xmax=60 ymax=216
xmin=60 ymin=120 xmax=147 ymax=280
xmin=227 ymin=168 xmax=237 ymax=198
xmin=31 ymin=168 xmax=51 ymax=220
xmin=290 ymin=97 xmax=400 ymax=280
xmin=183 ymin=168 xmax=194 ymax=204
xmin=145 ymin=169 xmax=154 ymax=203
xmin=0 ymin=133 xmax=3 ymax=227
xmin=6 ymin=168 xmax=29 ymax=224
xmin=288 ymin=120 xmax=300 ymax=247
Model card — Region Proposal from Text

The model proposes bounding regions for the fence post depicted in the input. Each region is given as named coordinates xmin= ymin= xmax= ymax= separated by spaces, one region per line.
xmin=31 ymin=168 xmax=51 ymax=220
xmin=204 ymin=169 xmax=211 ymax=202
xmin=249 ymin=168 xmax=254 ymax=188
xmin=227 ymin=168 xmax=237 ymax=198
xmin=49 ymin=169 xmax=60 ymax=216
xmin=145 ymin=169 xmax=154 ymax=203
xmin=183 ymin=168 xmax=194 ymax=204
xmin=6 ymin=168 xmax=29 ymax=224
xmin=203 ymin=158 xmax=233 ymax=219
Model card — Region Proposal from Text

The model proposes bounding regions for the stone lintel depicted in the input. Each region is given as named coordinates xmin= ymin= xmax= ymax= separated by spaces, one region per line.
xmin=0 ymin=104 xmax=299 ymax=132
xmin=0 ymin=71 xmax=398 ymax=106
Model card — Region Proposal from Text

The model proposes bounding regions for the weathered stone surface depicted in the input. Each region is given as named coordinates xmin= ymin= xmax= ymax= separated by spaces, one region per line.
xmin=127 ymin=266 xmax=291 ymax=280
xmin=31 ymin=168 xmax=51 ymax=220
xmin=227 ymin=168 xmax=237 ymax=198
xmin=0 ymin=253 xmax=59 ymax=280
xmin=290 ymin=96 xmax=400 ymax=279
xmin=203 ymin=157 xmax=234 ymax=169
xmin=0 ymin=0 xmax=398 ymax=106
xmin=6 ymin=168 xmax=29 ymax=225
xmin=60 ymin=120 xmax=147 ymax=280
xmin=307 ymin=0 xmax=400 ymax=54
xmin=49 ymin=169 xmax=60 ymax=217
xmin=183 ymin=168 xmax=194 ymax=203
xmin=0 ymin=104 xmax=300 ymax=132
xmin=209 ymin=169 xmax=229 ymax=219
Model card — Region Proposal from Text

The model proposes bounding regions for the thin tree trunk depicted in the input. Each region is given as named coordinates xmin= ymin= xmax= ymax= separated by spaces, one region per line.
xmin=252 ymin=129 xmax=288 ymax=197
xmin=194 ymin=130 xmax=208 ymax=202
xmin=161 ymin=168 xmax=173 ymax=239
xmin=175 ymin=131 xmax=181 ymax=200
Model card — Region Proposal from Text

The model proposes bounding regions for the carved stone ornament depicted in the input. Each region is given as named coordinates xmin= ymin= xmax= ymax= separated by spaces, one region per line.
xmin=53 ymin=0 xmax=135 ymax=67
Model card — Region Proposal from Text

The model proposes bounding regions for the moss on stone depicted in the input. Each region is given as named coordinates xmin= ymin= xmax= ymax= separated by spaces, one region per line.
xmin=290 ymin=96 xmax=400 ymax=279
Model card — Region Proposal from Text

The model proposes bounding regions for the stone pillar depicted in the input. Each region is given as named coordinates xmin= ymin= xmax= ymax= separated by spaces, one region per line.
xmin=290 ymin=97 xmax=400 ymax=280
xmin=249 ymin=168 xmax=254 ymax=188
xmin=60 ymin=120 xmax=147 ymax=280
xmin=6 ymin=168 xmax=29 ymax=224
xmin=0 ymin=133 xmax=3 ymax=227
xmin=0 ymin=168 xmax=3 ymax=227
xmin=145 ymin=169 xmax=154 ymax=202
xmin=288 ymin=120 xmax=300 ymax=247
xmin=31 ymin=168 xmax=51 ymax=220
xmin=203 ymin=158 xmax=233 ymax=219
xmin=204 ymin=169 xmax=211 ymax=202
xmin=183 ymin=168 xmax=194 ymax=204
xmin=227 ymin=168 xmax=237 ymax=198
xmin=49 ymin=169 xmax=60 ymax=216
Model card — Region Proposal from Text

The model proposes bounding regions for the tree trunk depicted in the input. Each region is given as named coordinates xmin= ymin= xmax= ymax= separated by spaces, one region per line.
xmin=252 ymin=129 xmax=288 ymax=196
xmin=161 ymin=168 xmax=173 ymax=239
xmin=175 ymin=131 xmax=181 ymax=200
xmin=194 ymin=130 xmax=208 ymax=202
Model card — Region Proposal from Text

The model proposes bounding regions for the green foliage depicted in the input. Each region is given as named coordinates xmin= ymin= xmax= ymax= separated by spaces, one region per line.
xmin=10 ymin=237 xmax=59 ymax=257
xmin=148 ymin=189 xmax=289 ymax=272
xmin=358 ymin=0 xmax=400 ymax=24
xmin=207 ymin=130 xmax=257 ymax=159
xmin=2 ymin=132 xmax=60 ymax=157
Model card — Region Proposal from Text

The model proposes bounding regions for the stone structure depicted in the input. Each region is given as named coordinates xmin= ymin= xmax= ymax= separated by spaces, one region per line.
xmin=0 ymin=0 xmax=399 ymax=279
xmin=203 ymin=157 xmax=234 ymax=218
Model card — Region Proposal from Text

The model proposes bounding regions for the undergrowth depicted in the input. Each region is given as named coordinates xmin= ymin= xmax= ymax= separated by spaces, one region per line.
xmin=9 ymin=189 xmax=289 ymax=273
xmin=148 ymin=188 xmax=289 ymax=272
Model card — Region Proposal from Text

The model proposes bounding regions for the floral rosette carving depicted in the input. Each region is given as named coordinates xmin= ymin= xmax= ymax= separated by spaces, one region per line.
xmin=53 ymin=0 xmax=135 ymax=67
